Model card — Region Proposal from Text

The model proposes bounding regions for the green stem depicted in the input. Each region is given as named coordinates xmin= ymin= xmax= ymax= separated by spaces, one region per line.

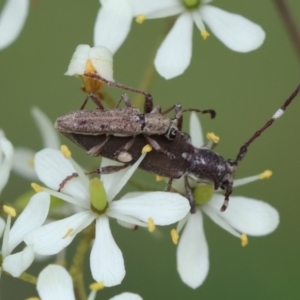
xmin=273 ymin=0 xmax=300 ymax=62
xmin=69 ymin=223 xmax=95 ymax=300
xmin=6 ymin=271 xmax=37 ymax=285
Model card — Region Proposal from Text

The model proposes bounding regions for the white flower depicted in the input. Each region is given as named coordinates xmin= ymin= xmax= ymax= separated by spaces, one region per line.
xmin=0 ymin=192 xmax=50 ymax=277
xmin=94 ymin=0 xmax=133 ymax=54
xmin=0 ymin=0 xmax=29 ymax=50
xmin=173 ymin=112 xmax=279 ymax=288
xmin=24 ymin=148 xmax=190 ymax=287
xmin=131 ymin=0 xmax=266 ymax=79
xmin=12 ymin=107 xmax=60 ymax=180
xmin=37 ymin=264 xmax=142 ymax=300
xmin=65 ymin=44 xmax=114 ymax=81
xmin=0 ymin=130 xmax=14 ymax=195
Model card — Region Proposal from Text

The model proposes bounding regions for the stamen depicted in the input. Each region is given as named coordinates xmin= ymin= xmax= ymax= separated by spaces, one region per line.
xmin=26 ymin=297 xmax=40 ymax=300
xmin=147 ymin=217 xmax=155 ymax=232
xmin=142 ymin=144 xmax=152 ymax=153
xmin=62 ymin=228 xmax=74 ymax=239
xmin=259 ymin=170 xmax=273 ymax=180
xmin=156 ymin=175 xmax=164 ymax=182
xmin=89 ymin=178 xmax=107 ymax=212
xmin=31 ymin=182 xmax=43 ymax=193
xmin=206 ymin=132 xmax=219 ymax=143
xmin=171 ymin=229 xmax=179 ymax=245
xmin=241 ymin=233 xmax=248 ymax=247
xmin=60 ymin=145 xmax=71 ymax=159
xmin=85 ymin=60 xmax=96 ymax=73
xmin=201 ymin=30 xmax=210 ymax=40
xmin=136 ymin=14 xmax=146 ymax=24
xmin=3 ymin=205 xmax=16 ymax=217
xmin=89 ymin=282 xmax=104 ymax=291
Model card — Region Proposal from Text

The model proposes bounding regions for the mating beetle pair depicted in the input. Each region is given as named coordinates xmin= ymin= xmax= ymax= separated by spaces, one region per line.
xmin=56 ymin=73 xmax=300 ymax=212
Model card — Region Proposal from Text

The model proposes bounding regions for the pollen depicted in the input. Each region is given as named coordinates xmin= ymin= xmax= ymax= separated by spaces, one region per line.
xmin=31 ymin=182 xmax=43 ymax=193
xmin=62 ymin=228 xmax=74 ymax=239
xmin=61 ymin=145 xmax=71 ymax=158
xmin=26 ymin=297 xmax=40 ymax=300
xmin=85 ymin=60 xmax=96 ymax=73
xmin=259 ymin=170 xmax=273 ymax=180
xmin=147 ymin=217 xmax=156 ymax=232
xmin=89 ymin=281 xmax=104 ymax=291
xmin=201 ymin=30 xmax=210 ymax=40
xmin=241 ymin=233 xmax=248 ymax=247
xmin=136 ymin=14 xmax=146 ymax=24
xmin=155 ymin=174 xmax=164 ymax=182
xmin=171 ymin=229 xmax=179 ymax=245
xmin=3 ymin=205 xmax=16 ymax=217
xmin=28 ymin=157 xmax=34 ymax=167
xmin=206 ymin=132 xmax=219 ymax=143
xmin=142 ymin=144 xmax=152 ymax=153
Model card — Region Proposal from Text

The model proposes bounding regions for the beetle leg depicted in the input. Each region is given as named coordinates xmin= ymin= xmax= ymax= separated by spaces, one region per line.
xmin=144 ymin=135 xmax=176 ymax=159
xmin=86 ymin=164 xmax=129 ymax=175
xmin=114 ymin=94 xmax=132 ymax=108
xmin=164 ymin=178 xmax=173 ymax=192
xmin=113 ymin=136 xmax=136 ymax=159
xmin=87 ymin=135 xmax=110 ymax=156
xmin=184 ymin=175 xmax=196 ymax=213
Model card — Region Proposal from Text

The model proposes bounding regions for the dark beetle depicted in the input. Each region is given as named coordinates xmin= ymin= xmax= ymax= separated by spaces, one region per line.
xmin=58 ymin=82 xmax=300 ymax=212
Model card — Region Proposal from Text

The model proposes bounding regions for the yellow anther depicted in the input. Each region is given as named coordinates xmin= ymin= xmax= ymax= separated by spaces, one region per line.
xmin=206 ymin=132 xmax=219 ymax=143
xmin=26 ymin=297 xmax=40 ymax=300
xmin=31 ymin=182 xmax=43 ymax=193
xmin=89 ymin=282 xmax=105 ymax=291
xmin=147 ymin=217 xmax=156 ymax=232
xmin=241 ymin=233 xmax=248 ymax=247
xmin=259 ymin=170 xmax=273 ymax=180
xmin=142 ymin=144 xmax=152 ymax=153
xmin=3 ymin=205 xmax=16 ymax=217
xmin=60 ymin=145 xmax=71 ymax=158
xmin=28 ymin=157 xmax=34 ymax=167
xmin=170 ymin=229 xmax=179 ymax=245
xmin=62 ymin=228 xmax=74 ymax=239
xmin=85 ymin=59 xmax=97 ymax=73
xmin=155 ymin=175 xmax=164 ymax=182
xmin=136 ymin=14 xmax=146 ymax=24
xmin=201 ymin=30 xmax=210 ymax=40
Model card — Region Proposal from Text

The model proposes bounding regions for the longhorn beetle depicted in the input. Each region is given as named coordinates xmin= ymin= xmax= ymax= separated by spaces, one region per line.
xmin=58 ymin=82 xmax=300 ymax=212
xmin=57 ymin=74 xmax=215 ymax=159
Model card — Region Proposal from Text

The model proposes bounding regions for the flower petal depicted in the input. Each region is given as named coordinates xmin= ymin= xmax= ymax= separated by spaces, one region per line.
xmin=65 ymin=44 xmax=90 ymax=75
xmin=8 ymin=192 xmax=50 ymax=254
xmin=101 ymin=153 xmax=146 ymax=201
xmin=37 ymin=265 xmax=75 ymax=300
xmin=154 ymin=12 xmax=193 ymax=79
xmin=200 ymin=5 xmax=265 ymax=52
xmin=31 ymin=107 xmax=60 ymax=149
xmin=2 ymin=245 xmax=34 ymax=277
xmin=0 ymin=0 xmax=29 ymax=50
xmin=132 ymin=0 xmax=182 ymax=18
xmin=94 ymin=0 xmax=133 ymax=53
xmin=89 ymin=46 xmax=114 ymax=81
xmin=204 ymin=195 xmax=279 ymax=236
xmin=109 ymin=292 xmax=142 ymax=300
xmin=90 ymin=216 xmax=125 ymax=287
xmin=12 ymin=147 xmax=37 ymax=180
xmin=189 ymin=112 xmax=204 ymax=148
xmin=35 ymin=149 xmax=89 ymax=203
xmin=0 ymin=130 xmax=14 ymax=194
xmin=24 ymin=211 xmax=95 ymax=255
xmin=110 ymin=191 xmax=190 ymax=225
xmin=177 ymin=210 xmax=209 ymax=288
xmin=0 ymin=217 xmax=5 ymax=238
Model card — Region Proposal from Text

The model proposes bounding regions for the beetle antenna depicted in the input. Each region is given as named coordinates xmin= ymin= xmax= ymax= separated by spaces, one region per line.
xmin=233 ymin=82 xmax=300 ymax=165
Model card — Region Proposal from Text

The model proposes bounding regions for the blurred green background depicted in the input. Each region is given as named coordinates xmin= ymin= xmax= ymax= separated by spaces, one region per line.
xmin=0 ymin=0 xmax=300 ymax=299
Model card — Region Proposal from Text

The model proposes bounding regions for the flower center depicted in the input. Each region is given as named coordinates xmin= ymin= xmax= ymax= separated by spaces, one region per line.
xmin=194 ymin=184 xmax=214 ymax=205
xmin=182 ymin=0 xmax=201 ymax=10
xmin=89 ymin=178 xmax=108 ymax=214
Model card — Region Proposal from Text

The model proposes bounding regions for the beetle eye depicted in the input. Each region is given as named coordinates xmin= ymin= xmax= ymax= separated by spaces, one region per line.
xmin=169 ymin=128 xmax=177 ymax=139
